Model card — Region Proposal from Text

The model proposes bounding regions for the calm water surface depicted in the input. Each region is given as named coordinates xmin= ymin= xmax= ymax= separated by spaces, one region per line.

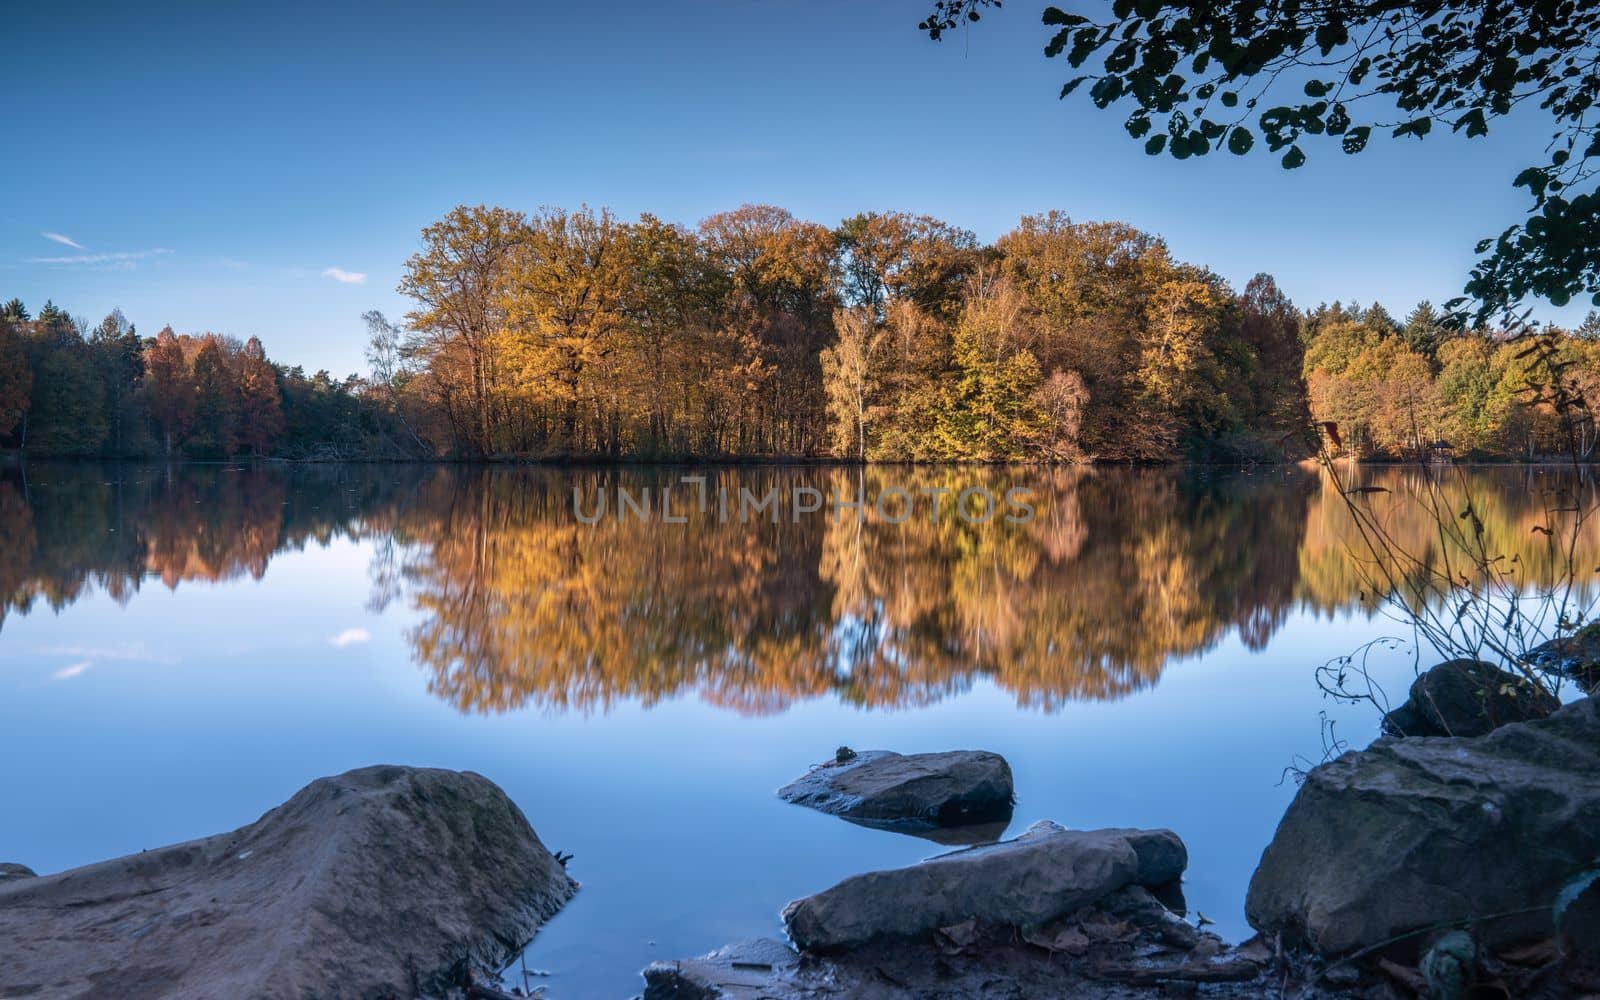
xmin=1 ymin=462 xmax=1591 ymax=998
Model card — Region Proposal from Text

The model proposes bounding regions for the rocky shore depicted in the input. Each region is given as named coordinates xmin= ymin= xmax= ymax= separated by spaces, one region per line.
xmin=4 ymin=677 xmax=1595 ymax=998
xmin=652 ymin=687 xmax=1600 ymax=999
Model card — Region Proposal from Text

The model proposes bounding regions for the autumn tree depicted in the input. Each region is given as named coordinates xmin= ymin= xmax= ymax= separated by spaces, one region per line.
xmin=998 ymin=213 xmax=1168 ymax=458
xmin=399 ymin=204 xmax=524 ymax=455
xmin=1134 ymin=274 xmax=1229 ymax=456
xmin=144 ymin=326 xmax=194 ymax=455
xmin=935 ymin=275 xmax=1045 ymax=460
xmin=235 ymin=336 xmax=284 ymax=456
xmin=626 ymin=215 xmax=697 ymax=452
xmin=186 ymin=336 xmax=240 ymax=457
xmin=500 ymin=205 xmax=635 ymax=454
xmin=699 ymin=204 xmax=837 ymax=453
xmin=1033 ymin=369 xmax=1089 ymax=461
xmin=835 ymin=211 xmax=981 ymax=320
xmin=821 ymin=306 xmax=886 ymax=460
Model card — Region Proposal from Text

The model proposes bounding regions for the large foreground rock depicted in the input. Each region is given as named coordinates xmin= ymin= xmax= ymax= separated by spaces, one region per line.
xmin=782 ymin=820 xmax=1184 ymax=952
xmin=1247 ymin=696 xmax=1600 ymax=957
xmin=776 ymin=748 xmax=1013 ymax=830
xmin=1380 ymin=658 xmax=1558 ymax=737
xmin=0 ymin=765 xmax=577 ymax=1000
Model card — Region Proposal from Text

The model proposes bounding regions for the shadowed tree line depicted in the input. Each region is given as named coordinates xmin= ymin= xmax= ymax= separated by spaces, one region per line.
xmin=0 ymin=299 xmax=408 ymax=460
xmin=9 ymin=463 xmax=1596 ymax=713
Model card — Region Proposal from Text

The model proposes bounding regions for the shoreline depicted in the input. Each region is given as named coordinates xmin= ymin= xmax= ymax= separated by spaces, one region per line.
xmin=5 ymin=451 xmax=1599 ymax=469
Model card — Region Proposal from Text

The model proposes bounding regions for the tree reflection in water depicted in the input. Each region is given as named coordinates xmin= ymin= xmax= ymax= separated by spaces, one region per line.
xmin=4 ymin=462 xmax=1595 ymax=715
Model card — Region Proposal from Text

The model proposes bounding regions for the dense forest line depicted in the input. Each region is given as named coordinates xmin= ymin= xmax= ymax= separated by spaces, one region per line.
xmin=3 ymin=204 xmax=1598 ymax=463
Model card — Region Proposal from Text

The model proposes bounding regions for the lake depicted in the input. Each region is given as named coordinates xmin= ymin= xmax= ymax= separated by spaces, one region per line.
xmin=1 ymin=461 xmax=1592 ymax=998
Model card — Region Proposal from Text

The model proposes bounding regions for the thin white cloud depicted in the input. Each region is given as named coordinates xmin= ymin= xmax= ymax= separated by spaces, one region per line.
xmin=322 ymin=267 xmax=367 ymax=285
xmin=328 ymin=627 xmax=372 ymax=648
xmin=28 ymin=248 xmax=173 ymax=266
xmin=41 ymin=231 xmax=84 ymax=249
xmin=35 ymin=643 xmax=178 ymax=664
xmin=51 ymin=661 xmax=91 ymax=681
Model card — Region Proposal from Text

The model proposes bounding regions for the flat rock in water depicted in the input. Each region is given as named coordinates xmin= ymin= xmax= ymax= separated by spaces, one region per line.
xmin=1248 ymin=696 xmax=1600 ymax=957
xmin=1380 ymin=658 xmax=1559 ymax=737
xmin=782 ymin=820 xmax=1186 ymax=952
xmin=642 ymin=938 xmax=800 ymax=999
xmin=0 ymin=765 xmax=577 ymax=1000
xmin=777 ymin=749 xmax=1014 ymax=829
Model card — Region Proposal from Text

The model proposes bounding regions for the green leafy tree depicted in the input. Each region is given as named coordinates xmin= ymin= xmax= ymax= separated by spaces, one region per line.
xmin=935 ymin=277 xmax=1045 ymax=460
xmin=0 ymin=317 xmax=30 ymax=439
xmin=1402 ymin=300 xmax=1445 ymax=364
xmin=922 ymin=0 xmax=1600 ymax=319
xmin=1236 ymin=273 xmax=1310 ymax=439
xmin=90 ymin=310 xmax=146 ymax=454
xmin=21 ymin=307 xmax=107 ymax=455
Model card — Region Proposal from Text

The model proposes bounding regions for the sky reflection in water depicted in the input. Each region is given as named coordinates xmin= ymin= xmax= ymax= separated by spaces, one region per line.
xmin=2 ymin=462 xmax=1592 ymax=998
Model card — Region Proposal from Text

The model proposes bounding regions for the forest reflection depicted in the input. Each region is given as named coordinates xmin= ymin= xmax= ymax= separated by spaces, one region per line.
xmin=4 ymin=462 xmax=1596 ymax=714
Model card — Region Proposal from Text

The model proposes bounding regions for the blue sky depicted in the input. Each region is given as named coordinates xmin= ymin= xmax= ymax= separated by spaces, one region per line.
xmin=5 ymin=0 xmax=1583 ymax=376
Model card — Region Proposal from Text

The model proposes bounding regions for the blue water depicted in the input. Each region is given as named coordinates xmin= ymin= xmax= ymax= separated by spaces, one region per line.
xmin=0 ymin=462 xmax=1442 ymax=998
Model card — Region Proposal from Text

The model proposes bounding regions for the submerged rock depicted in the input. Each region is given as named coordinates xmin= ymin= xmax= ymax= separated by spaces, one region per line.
xmin=0 ymin=765 xmax=577 ymax=999
xmin=1525 ymin=626 xmax=1600 ymax=690
xmin=781 ymin=820 xmax=1185 ymax=952
xmin=1380 ymin=658 xmax=1559 ymax=737
xmin=1247 ymin=696 xmax=1600 ymax=957
xmin=776 ymin=749 xmax=1014 ymax=830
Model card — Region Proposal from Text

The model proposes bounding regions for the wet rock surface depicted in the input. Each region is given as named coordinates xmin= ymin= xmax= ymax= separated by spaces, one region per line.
xmin=1248 ymin=695 xmax=1600 ymax=958
xmin=646 ymin=888 xmax=1287 ymax=1000
xmin=0 ymin=765 xmax=577 ymax=1000
xmin=1526 ymin=626 xmax=1600 ymax=690
xmin=1380 ymin=658 xmax=1560 ymax=737
xmin=782 ymin=821 xmax=1186 ymax=952
xmin=776 ymin=748 xmax=1014 ymax=831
